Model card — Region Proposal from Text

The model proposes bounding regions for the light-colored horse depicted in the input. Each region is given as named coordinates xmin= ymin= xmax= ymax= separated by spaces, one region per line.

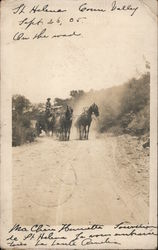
xmin=75 ymin=103 xmax=99 ymax=140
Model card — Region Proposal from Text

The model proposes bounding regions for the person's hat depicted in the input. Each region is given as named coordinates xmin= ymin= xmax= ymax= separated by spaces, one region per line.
xmin=47 ymin=98 xmax=51 ymax=100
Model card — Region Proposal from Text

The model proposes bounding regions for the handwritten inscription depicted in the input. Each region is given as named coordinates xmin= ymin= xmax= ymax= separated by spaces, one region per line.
xmin=79 ymin=3 xmax=106 ymax=12
xmin=6 ymin=222 xmax=157 ymax=247
xmin=29 ymin=4 xmax=67 ymax=14
xmin=111 ymin=1 xmax=139 ymax=16
xmin=11 ymin=1 xmax=139 ymax=41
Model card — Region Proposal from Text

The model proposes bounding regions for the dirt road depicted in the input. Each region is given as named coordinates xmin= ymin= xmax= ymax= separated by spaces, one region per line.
xmin=13 ymin=133 xmax=149 ymax=225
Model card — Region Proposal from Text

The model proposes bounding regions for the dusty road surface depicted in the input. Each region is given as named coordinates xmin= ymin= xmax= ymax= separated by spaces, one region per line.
xmin=13 ymin=133 xmax=149 ymax=225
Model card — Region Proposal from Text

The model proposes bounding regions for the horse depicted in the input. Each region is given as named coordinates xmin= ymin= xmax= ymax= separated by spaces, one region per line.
xmin=75 ymin=103 xmax=99 ymax=140
xmin=45 ymin=112 xmax=56 ymax=136
xmin=35 ymin=112 xmax=55 ymax=136
xmin=57 ymin=106 xmax=73 ymax=141
xmin=35 ymin=113 xmax=47 ymax=136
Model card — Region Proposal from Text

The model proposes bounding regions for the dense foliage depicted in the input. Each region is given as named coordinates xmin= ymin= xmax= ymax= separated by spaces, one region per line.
xmin=12 ymin=95 xmax=37 ymax=146
xmin=68 ymin=72 xmax=150 ymax=136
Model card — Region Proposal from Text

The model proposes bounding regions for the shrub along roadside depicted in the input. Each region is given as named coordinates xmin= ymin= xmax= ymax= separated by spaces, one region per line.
xmin=12 ymin=95 xmax=37 ymax=146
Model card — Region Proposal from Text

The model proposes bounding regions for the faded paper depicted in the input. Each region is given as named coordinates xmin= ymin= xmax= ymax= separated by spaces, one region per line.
xmin=0 ymin=0 xmax=157 ymax=249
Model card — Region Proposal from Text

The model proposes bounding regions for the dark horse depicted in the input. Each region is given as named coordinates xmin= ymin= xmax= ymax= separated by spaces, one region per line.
xmin=75 ymin=103 xmax=99 ymax=140
xmin=58 ymin=106 xmax=73 ymax=141
xmin=45 ymin=113 xmax=56 ymax=136
xmin=36 ymin=112 xmax=55 ymax=136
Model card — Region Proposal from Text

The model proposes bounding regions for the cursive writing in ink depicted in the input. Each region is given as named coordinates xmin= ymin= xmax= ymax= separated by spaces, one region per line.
xmin=7 ymin=241 xmax=27 ymax=247
xmin=23 ymin=233 xmax=35 ymax=241
xmin=114 ymin=229 xmax=158 ymax=236
xmin=12 ymin=4 xmax=26 ymax=14
xmin=13 ymin=32 xmax=30 ymax=41
xmin=8 ymin=224 xmax=28 ymax=233
xmin=37 ymin=232 xmax=66 ymax=241
xmin=7 ymin=235 xmax=27 ymax=247
xmin=33 ymin=28 xmax=49 ymax=39
xmin=31 ymin=224 xmax=56 ymax=233
xmin=81 ymin=237 xmax=121 ymax=246
xmin=35 ymin=240 xmax=47 ymax=246
xmin=19 ymin=17 xmax=43 ymax=30
xmin=30 ymin=4 xmax=67 ymax=14
xmin=111 ymin=1 xmax=139 ymax=16
xmin=52 ymin=31 xmax=81 ymax=39
xmin=114 ymin=222 xmax=158 ymax=230
xmin=58 ymin=224 xmax=104 ymax=232
xmin=79 ymin=3 xmax=106 ymax=12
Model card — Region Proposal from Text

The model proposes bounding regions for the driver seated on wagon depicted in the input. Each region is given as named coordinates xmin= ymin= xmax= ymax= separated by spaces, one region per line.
xmin=45 ymin=98 xmax=52 ymax=117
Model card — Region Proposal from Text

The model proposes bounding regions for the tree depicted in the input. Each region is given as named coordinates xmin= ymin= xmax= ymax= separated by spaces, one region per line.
xmin=70 ymin=90 xmax=84 ymax=98
xmin=12 ymin=95 xmax=36 ymax=146
xmin=120 ymin=73 xmax=150 ymax=115
xmin=12 ymin=95 xmax=30 ymax=115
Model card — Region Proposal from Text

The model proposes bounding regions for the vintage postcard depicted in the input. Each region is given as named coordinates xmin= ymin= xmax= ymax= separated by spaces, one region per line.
xmin=0 ymin=0 xmax=157 ymax=249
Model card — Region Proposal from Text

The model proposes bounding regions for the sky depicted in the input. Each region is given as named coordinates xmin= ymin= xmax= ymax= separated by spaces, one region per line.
xmin=2 ymin=0 xmax=157 ymax=103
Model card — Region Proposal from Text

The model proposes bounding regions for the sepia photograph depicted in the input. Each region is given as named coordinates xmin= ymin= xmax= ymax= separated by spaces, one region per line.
xmin=12 ymin=69 xmax=150 ymax=225
xmin=0 ymin=0 xmax=157 ymax=249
